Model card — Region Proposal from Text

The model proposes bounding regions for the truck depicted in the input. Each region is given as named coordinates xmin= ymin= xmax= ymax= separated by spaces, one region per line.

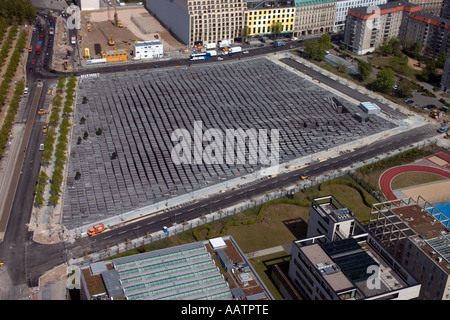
xmin=35 ymin=41 xmax=42 ymax=54
xmin=205 ymin=43 xmax=216 ymax=49
xmin=49 ymin=26 xmax=54 ymax=35
xmin=88 ymin=223 xmax=105 ymax=236
xmin=206 ymin=50 xmax=217 ymax=56
xmin=274 ymin=41 xmax=286 ymax=48
xmin=229 ymin=46 xmax=242 ymax=54
xmin=71 ymin=35 xmax=76 ymax=45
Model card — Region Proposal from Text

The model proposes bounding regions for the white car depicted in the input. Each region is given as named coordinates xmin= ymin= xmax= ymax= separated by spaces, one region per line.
xmin=217 ymin=57 xmax=223 ymax=61
xmin=243 ymin=50 xmax=249 ymax=54
xmin=23 ymin=87 xmax=29 ymax=94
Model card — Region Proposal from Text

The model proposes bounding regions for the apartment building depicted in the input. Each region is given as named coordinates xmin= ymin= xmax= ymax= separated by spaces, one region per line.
xmin=442 ymin=0 xmax=450 ymax=19
xmin=367 ymin=197 xmax=450 ymax=300
xmin=395 ymin=0 xmax=445 ymax=16
xmin=343 ymin=1 xmax=420 ymax=54
xmin=245 ymin=1 xmax=296 ymax=36
xmin=145 ymin=0 xmax=247 ymax=48
xmin=287 ymin=195 xmax=421 ymax=300
xmin=293 ymin=0 xmax=337 ymax=37
xmin=441 ymin=48 xmax=450 ymax=91
xmin=334 ymin=0 xmax=388 ymax=32
xmin=401 ymin=10 xmax=450 ymax=58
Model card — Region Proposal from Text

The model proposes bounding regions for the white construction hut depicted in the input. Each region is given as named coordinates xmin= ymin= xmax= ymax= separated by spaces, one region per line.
xmin=133 ymin=41 xmax=163 ymax=60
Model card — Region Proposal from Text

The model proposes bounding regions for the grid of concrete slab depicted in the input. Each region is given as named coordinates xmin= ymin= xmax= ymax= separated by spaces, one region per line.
xmin=62 ymin=58 xmax=396 ymax=229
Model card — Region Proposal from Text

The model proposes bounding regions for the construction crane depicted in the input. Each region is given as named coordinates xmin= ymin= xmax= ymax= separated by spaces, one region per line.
xmin=113 ymin=1 xmax=123 ymax=28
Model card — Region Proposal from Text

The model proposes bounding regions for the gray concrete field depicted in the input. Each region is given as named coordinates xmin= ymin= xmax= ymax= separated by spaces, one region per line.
xmin=62 ymin=58 xmax=395 ymax=229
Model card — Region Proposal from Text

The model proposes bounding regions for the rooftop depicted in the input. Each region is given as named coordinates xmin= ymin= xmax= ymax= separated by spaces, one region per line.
xmin=312 ymin=195 xmax=355 ymax=223
xmin=295 ymin=236 xmax=413 ymax=299
xmin=349 ymin=0 xmax=421 ymax=17
xmin=81 ymin=236 xmax=273 ymax=300
xmin=370 ymin=199 xmax=450 ymax=274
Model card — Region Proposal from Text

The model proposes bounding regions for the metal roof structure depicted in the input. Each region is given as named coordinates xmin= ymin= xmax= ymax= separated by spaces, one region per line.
xmin=426 ymin=235 xmax=450 ymax=264
xmin=85 ymin=236 xmax=273 ymax=300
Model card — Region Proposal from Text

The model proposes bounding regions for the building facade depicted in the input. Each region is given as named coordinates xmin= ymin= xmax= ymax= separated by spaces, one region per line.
xmin=334 ymin=0 xmax=388 ymax=32
xmin=245 ymin=6 xmax=296 ymax=36
xmin=398 ymin=0 xmax=445 ymax=16
xmin=367 ymin=198 xmax=450 ymax=300
xmin=293 ymin=0 xmax=337 ymax=37
xmin=442 ymin=0 xmax=450 ymax=19
xmin=401 ymin=11 xmax=450 ymax=58
xmin=287 ymin=196 xmax=421 ymax=300
xmin=441 ymin=48 xmax=450 ymax=91
xmin=146 ymin=0 xmax=247 ymax=48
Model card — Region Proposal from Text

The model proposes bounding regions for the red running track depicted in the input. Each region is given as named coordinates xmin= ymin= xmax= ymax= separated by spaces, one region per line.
xmin=379 ymin=165 xmax=450 ymax=201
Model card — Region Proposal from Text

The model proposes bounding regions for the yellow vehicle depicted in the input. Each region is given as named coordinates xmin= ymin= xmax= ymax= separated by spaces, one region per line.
xmin=300 ymin=175 xmax=309 ymax=180
xmin=38 ymin=108 xmax=48 ymax=115
xmin=43 ymin=126 xmax=47 ymax=133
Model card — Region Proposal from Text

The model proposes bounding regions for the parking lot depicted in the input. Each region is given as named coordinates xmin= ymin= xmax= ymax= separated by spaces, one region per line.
xmin=61 ymin=57 xmax=396 ymax=229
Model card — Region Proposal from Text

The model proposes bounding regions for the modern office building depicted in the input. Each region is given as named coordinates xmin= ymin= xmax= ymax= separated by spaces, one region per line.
xmin=79 ymin=236 xmax=273 ymax=300
xmin=145 ymin=0 xmax=247 ymax=49
xmin=334 ymin=0 xmax=388 ymax=32
xmin=293 ymin=0 xmax=337 ymax=37
xmin=306 ymin=196 xmax=356 ymax=241
xmin=441 ymin=48 xmax=450 ymax=91
xmin=287 ymin=195 xmax=421 ymax=300
xmin=366 ymin=197 xmax=450 ymax=300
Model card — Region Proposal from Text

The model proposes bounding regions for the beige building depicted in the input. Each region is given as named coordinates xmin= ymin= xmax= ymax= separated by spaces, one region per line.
xmin=146 ymin=0 xmax=247 ymax=48
xmin=293 ymin=0 xmax=337 ymax=37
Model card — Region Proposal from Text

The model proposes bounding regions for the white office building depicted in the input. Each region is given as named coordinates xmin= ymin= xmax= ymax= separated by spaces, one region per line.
xmin=334 ymin=0 xmax=388 ymax=32
xmin=133 ymin=40 xmax=164 ymax=60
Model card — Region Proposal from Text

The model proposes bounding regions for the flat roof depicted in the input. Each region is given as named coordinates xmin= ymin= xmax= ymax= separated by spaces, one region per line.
xmin=300 ymin=244 xmax=355 ymax=293
xmin=86 ymin=236 xmax=272 ymax=300
xmin=134 ymin=40 xmax=163 ymax=47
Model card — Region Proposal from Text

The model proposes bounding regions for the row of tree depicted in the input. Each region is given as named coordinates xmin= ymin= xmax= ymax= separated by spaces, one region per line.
xmin=0 ymin=0 xmax=36 ymax=24
xmin=35 ymin=75 xmax=78 ymax=207
xmin=0 ymin=28 xmax=28 ymax=159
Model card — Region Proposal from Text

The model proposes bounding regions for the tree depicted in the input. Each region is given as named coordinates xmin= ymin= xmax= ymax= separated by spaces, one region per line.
xmin=318 ymin=33 xmax=332 ymax=50
xmin=271 ymin=21 xmax=283 ymax=39
xmin=395 ymin=78 xmax=413 ymax=98
xmin=357 ymin=60 xmax=373 ymax=81
xmin=304 ymin=39 xmax=325 ymax=61
xmin=241 ymin=25 xmax=250 ymax=43
xmin=404 ymin=40 xmax=422 ymax=59
xmin=372 ymin=67 xmax=395 ymax=93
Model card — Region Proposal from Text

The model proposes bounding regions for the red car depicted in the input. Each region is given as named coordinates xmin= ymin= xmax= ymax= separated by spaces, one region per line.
xmin=39 ymin=33 xmax=43 ymax=37
xmin=32 ymin=60 xmax=35 ymax=64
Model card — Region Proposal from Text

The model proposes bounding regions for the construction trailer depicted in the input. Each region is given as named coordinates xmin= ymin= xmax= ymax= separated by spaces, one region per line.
xmin=101 ymin=49 xmax=128 ymax=62
xmin=133 ymin=40 xmax=163 ymax=59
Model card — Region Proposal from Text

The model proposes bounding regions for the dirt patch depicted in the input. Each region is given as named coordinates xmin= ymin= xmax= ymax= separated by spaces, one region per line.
xmin=78 ymin=7 xmax=185 ymax=62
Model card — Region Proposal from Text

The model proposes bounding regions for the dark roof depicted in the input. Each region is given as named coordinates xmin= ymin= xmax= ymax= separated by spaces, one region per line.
xmin=101 ymin=270 xmax=124 ymax=299
xmin=321 ymin=238 xmax=378 ymax=283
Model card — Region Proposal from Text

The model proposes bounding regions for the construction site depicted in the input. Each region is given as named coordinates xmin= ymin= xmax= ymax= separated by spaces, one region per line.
xmin=51 ymin=5 xmax=187 ymax=71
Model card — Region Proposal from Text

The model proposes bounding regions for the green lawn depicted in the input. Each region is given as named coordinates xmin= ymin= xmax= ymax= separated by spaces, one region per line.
xmin=391 ymin=171 xmax=447 ymax=190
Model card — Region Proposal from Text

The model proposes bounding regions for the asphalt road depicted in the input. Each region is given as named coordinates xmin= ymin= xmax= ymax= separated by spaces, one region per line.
xmin=0 ymin=9 xmax=442 ymax=291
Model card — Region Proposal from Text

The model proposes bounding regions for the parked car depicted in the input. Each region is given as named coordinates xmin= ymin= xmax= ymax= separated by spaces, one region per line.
xmin=217 ymin=57 xmax=223 ymax=61
xmin=404 ymin=98 xmax=413 ymax=104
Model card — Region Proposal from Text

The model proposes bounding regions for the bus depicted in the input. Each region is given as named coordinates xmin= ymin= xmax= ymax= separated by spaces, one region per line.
xmin=189 ymin=52 xmax=214 ymax=61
